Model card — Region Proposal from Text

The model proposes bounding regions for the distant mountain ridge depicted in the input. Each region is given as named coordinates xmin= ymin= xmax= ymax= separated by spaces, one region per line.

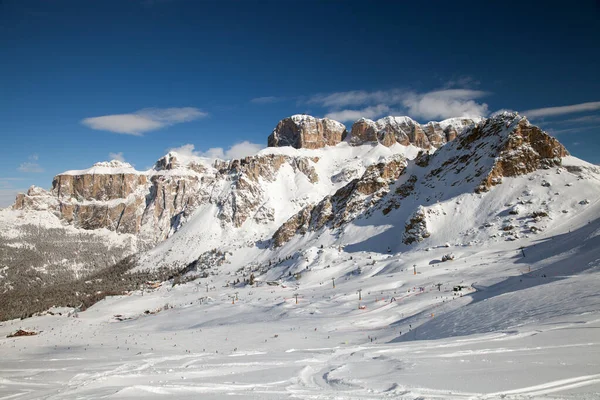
xmin=272 ymin=112 xmax=569 ymax=247
xmin=267 ymin=114 xmax=480 ymax=150
xmin=10 ymin=114 xmax=479 ymax=244
xmin=3 ymin=112 xmax=597 ymax=302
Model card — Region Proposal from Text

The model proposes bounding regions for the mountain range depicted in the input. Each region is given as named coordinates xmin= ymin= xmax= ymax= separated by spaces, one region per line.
xmin=1 ymin=112 xmax=598 ymax=318
xmin=3 ymin=111 xmax=600 ymax=398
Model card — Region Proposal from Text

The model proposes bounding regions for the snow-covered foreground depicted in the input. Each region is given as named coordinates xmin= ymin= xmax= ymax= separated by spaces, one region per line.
xmin=2 ymin=214 xmax=600 ymax=399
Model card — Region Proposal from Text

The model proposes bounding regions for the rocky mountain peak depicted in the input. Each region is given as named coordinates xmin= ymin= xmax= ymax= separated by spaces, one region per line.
xmin=154 ymin=152 xmax=180 ymax=171
xmin=349 ymin=116 xmax=479 ymax=149
xmin=267 ymin=114 xmax=480 ymax=150
xmin=5 ymin=109 xmax=596 ymax=317
xmin=272 ymin=113 xmax=572 ymax=247
xmin=267 ymin=114 xmax=347 ymax=149
xmin=409 ymin=112 xmax=569 ymax=195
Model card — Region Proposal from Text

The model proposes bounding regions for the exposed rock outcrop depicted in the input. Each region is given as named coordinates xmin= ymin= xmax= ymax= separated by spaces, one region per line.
xmin=11 ymin=112 xmax=571 ymax=252
xmin=273 ymin=112 xmax=571 ymax=247
xmin=13 ymin=153 xmax=321 ymax=244
xmin=403 ymin=206 xmax=431 ymax=244
xmin=476 ymin=116 xmax=569 ymax=192
xmin=214 ymin=154 xmax=319 ymax=227
xmin=267 ymin=115 xmax=347 ymax=149
xmin=272 ymin=155 xmax=407 ymax=246
xmin=349 ymin=116 xmax=478 ymax=149
xmin=267 ymin=114 xmax=478 ymax=150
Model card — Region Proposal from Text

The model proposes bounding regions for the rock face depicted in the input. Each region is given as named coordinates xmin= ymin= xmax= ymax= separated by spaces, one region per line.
xmin=272 ymin=112 xmax=571 ymax=247
xmin=52 ymin=173 xmax=147 ymax=202
xmin=349 ymin=116 xmax=479 ymax=149
xmin=213 ymin=154 xmax=319 ymax=227
xmin=267 ymin=115 xmax=347 ymax=149
xmin=410 ymin=112 xmax=569 ymax=194
xmin=13 ymin=154 xmax=321 ymax=245
xmin=403 ymin=206 xmax=431 ymax=244
xmin=267 ymin=114 xmax=478 ymax=150
xmin=476 ymin=117 xmax=569 ymax=192
xmin=11 ymin=112 xmax=571 ymax=253
xmin=272 ymin=155 xmax=407 ymax=246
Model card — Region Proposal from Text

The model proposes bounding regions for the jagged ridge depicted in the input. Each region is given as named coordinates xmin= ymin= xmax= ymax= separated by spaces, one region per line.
xmin=272 ymin=113 xmax=569 ymax=246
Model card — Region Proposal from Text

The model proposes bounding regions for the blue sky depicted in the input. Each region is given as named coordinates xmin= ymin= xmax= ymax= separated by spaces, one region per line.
xmin=1 ymin=0 xmax=599 ymax=206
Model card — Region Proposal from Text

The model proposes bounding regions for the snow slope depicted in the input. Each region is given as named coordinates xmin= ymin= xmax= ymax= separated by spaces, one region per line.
xmin=135 ymin=142 xmax=421 ymax=271
xmin=1 ymin=210 xmax=599 ymax=398
xmin=1 ymin=114 xmax=600 ymax=399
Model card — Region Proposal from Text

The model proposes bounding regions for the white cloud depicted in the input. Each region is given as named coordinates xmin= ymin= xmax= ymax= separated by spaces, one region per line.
xmin=251 ymin=96 xmax=281 ymax=104
xmin=18 ymin=162 xmax=44 ymax=173
xmin=108 ymin=152 xmax=126 ymax=162
xmin=221 ymin=141 xmax=264 ymax=159
xmin=556 ymin=115 xmax=600 ymax=124
xmin=546 ymin=126 xmax=598 ymax=136
xmin=402 ymin=89 xmax=489 ymax=120
xmin=29 ymin=154 xmax=39 ymax=161
xmin=168 ymin=144 xmax=197 ymax=157
xmin=325 ymin=104 xmax=391 ymax=122
xmin=522 ymin=101 xmax=600 ymax=118
xmin=308 ymin=90 xmax=404 ymax=108
xmin=308 ymin=88 xmax=489 ymax=121
xmin=82 ymin=107 xmax=208 ymax=135
xmin=168 ymin=141 xmax=264 ymax=160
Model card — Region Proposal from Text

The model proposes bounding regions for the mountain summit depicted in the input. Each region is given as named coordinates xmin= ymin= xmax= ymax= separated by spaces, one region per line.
xmin=1 ymin=112 xmax=596 ymax=307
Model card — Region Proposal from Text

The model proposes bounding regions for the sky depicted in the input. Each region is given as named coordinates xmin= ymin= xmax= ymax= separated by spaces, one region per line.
xmin=1 ymin=0 xmax=599 ymax=206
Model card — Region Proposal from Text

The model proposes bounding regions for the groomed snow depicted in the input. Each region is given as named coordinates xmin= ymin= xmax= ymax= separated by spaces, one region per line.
xmin=1 ymin=171 xmax=600 ymax=398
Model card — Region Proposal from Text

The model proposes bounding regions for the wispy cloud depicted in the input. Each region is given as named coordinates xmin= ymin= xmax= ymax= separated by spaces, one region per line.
xmin=546 ymin=126 xmax=599 ymax=136
xmin=309 ymin=88 xmax=490 ymax=122
xmin=18 ymin=162 xmax=44 ymax=173
xmin=308 ymin=90 xmax=404 ymax=109
xmin=18 ymin=154 xmax=44 ymax=173
xmin=82 ymin=107 xmax=208 ymax=135
xmin=553 ymin=115 xmax=600 ymax=124
xmin=442 ymin=76 xmax=481 ymax=89
xmin=250 ymin=96 xmax=282 ymax=104
xmin=108 ymin=152 xmax=126 ymax=162
xmin=325 ymin=105 xmax=391 ymax=122
xmin=522 ymin=101 xmax=600 ymax=118
xmin=402 ymin=89 xmax=489 ymax=120
xmin=168 ymin=141 xmax=264 ymax=160
xmin=0 ymin=177 xmax=26 ymax=184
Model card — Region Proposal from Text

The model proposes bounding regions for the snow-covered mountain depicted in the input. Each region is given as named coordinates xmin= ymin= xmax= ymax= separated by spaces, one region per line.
xmin=272 ymin=112 xmax=573 ymax=249
xmin=136 ymin=113 xmax=599 ymax=276
xmin=0 ymin=114 xmax=455 ymax=279
xmin=3 ymin=112 xmax=600 ymax=398
xmin=2 ymin=112 xmax=598 ymax=282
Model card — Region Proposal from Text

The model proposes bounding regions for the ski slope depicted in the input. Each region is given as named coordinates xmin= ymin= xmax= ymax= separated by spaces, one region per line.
xmin=1 ymin=206 xmax=599 ymax=398
xmin=2 ymin=116 xmax=600 ymax=399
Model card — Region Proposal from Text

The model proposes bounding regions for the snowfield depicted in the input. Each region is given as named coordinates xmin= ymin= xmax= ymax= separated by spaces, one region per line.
xmin=2 ymin=116 xmax=600 ymax=399
xmin=1 ymin=204 xmax=600 ymax=398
